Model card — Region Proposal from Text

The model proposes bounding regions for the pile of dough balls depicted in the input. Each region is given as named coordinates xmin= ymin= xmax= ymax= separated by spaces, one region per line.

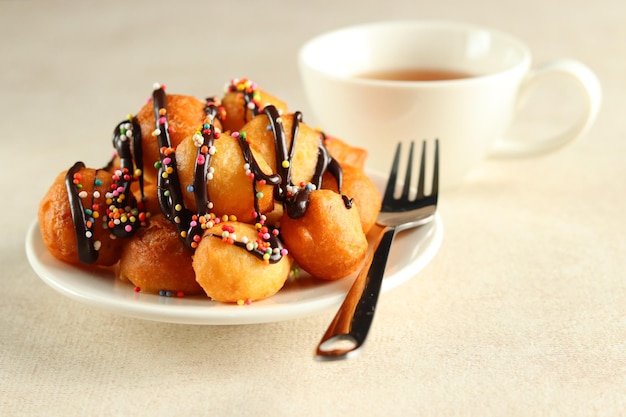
xmin=38 ymin=79 xmax=381 ymax=304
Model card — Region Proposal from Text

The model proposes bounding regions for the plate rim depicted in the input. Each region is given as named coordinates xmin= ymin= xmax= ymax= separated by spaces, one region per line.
xmin=25 ymin=213 xmax=442 ymax=325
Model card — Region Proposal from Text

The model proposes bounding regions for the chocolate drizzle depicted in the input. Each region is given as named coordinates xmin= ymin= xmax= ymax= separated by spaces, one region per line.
xmin=65 ymin=116 xmax=148 ymax=264
xmin=65 ymin=161 xmax=99 ymax=264
xmin=254 ymin=105 xmax=351 ymax=218
xmin=153 ymin=87 xmax=184 ymax=224
xmin=263 ymin=106 xmax=299 ymax=203
xmin=152 ymin=87 xmax=212 ymax=250
xmin=191 ymin=98 xmax=219 ymax=212
xmin=150 ymin=86 xmax=286 ymax=262
xmin=236 ymin=137 xmax=282 ymax=217
xmin=63 ymin=83 xmax=351 ymax=266
xmin=110 ymin=117 xmax=145 ymax=238
xmin=228 ymin=78 xmax=264 ymax=123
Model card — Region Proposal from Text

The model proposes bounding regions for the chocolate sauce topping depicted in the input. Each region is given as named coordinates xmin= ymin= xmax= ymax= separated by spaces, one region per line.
xmin=236 ymin=137 xmax=282 ymax=217
xmin=110 ymin=118 xmax=145 ymax=238
xmin=230 ymin=79 xmax=264 ymax=123
xmin=65 ymin=118 xmax=149 ymax=263
xmin=150 ymin=87 xmax=286 ymax=262
xmin=255 ymin=105 xmax=350 ymax=218
xmin=65 ymin=161 xmax=99 ymax=264
xmin=63 ymin=84 xmax=350 ymax=266
xmin=285 ymin=188 xmax=312 ymax=219
xmin=191 ymin=99 xmax=219 ymax=212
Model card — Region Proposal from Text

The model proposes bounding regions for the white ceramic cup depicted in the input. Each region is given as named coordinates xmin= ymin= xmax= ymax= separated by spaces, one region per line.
xmin=298 ymin=20 xmax=602 ymax=189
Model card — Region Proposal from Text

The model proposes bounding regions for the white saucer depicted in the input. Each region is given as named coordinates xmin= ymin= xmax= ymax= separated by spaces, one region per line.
xmin=25 ymin=172 xmax=443 ymax=325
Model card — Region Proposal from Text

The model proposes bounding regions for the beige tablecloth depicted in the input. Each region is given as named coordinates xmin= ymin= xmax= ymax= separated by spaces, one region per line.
xmin=2 ymin=1 xmax=625 ymax=416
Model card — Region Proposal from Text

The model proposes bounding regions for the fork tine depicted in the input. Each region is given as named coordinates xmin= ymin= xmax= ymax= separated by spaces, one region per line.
xmin=431 ymin=139 xmax=440 ymax=199
xmin=416 ymin=140 xmax=426 ymax=199
xmin=400 ymin=141 xmax=414 ymax=201
xmin=383 ymin=142 xmax=402 ymax=203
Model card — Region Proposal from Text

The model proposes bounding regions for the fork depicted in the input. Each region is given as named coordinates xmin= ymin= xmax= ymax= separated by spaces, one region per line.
xmin=315 ymin=139 xmax=439 ymax=361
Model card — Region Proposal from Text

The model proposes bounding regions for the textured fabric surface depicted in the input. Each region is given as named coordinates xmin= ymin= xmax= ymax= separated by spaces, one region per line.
xmin=1 ymin=1 xmax=625 ymax=416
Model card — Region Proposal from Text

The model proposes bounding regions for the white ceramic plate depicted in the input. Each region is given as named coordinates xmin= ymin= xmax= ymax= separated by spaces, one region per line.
xmin=25 ymin=172 xmax=443 ymax=325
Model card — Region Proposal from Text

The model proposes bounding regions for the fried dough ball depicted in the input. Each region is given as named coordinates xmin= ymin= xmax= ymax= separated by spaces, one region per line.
xmin=263 ymin=203 xmax=284 ymax=227
xmin=280 ymin=189 xmax=368 ymax=280
xmin=240 ymin=113 xmax=321 ymax=186
xmin=117 ymin=215 xmax=203 ymax=295
xmin=193 ymin=221 xmax=292 ymax=303
xmin=38 ymin=166 xmax=123 ymax=267
xmin=175 ymin=133 xmax=275 ymax=222
xmin=135 ymin=94 xmax=211 ymax=182
xmin=131 ymin=181 xmax=161 ymax=221
xmin=221 ymin=82 xmax=288 ymax=133
xmin=323 ymin=164 xmax=382 ymax=234
xmin=323 ymin=135 xmax=368 ymax=169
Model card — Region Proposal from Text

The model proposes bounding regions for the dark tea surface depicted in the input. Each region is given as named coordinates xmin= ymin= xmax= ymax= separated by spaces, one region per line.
xmin=357 ymin=68 xmax=473 ymax=81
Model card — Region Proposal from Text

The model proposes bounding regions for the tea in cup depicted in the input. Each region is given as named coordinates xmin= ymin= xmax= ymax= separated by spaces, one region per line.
xmin=298 ymin=20 xmax=601 ymax=188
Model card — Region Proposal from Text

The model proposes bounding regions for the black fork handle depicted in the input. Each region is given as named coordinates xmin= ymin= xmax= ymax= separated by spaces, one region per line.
xmin=315 ymin=224 xmax=396 ymax=360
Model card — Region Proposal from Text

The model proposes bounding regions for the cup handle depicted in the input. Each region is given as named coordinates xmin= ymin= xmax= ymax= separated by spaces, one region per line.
xmin=490 ymin=59 xmax=602 ymax=157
